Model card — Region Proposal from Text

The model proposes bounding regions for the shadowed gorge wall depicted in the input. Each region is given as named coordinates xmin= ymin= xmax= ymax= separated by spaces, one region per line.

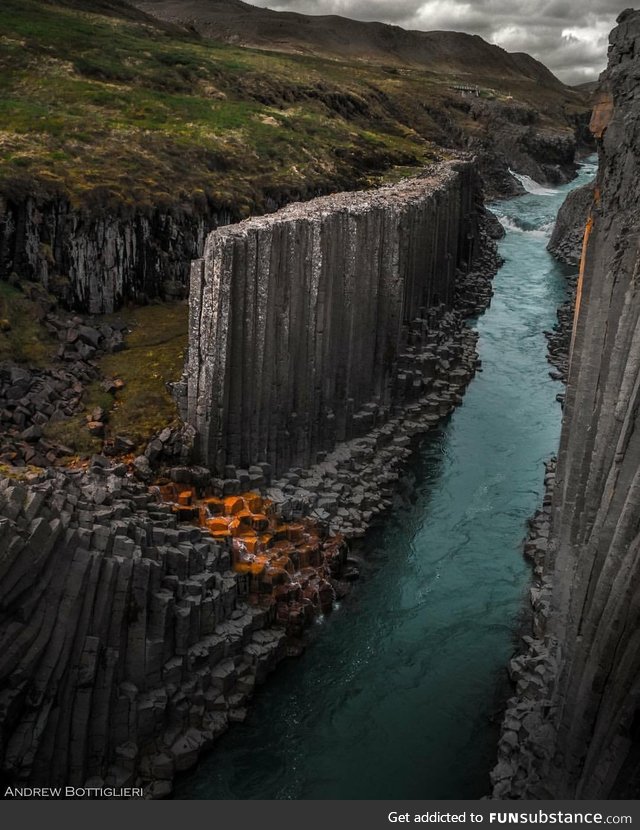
xmin=492 ymin=9 xmax=640 ymax=799
xmin=547 ymin=8 xmax=640 ymax=798
xmin=0 ymin=199 xmax=234 ymax=313
xmin=185 ymin=161 xmax=480 ymax=476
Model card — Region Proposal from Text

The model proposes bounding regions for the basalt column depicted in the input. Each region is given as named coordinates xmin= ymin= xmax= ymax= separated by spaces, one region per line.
xmin=493 ymin=10 xmax=640 ymax=800
xmin=186 ymin=161 xmax=479 ymax=476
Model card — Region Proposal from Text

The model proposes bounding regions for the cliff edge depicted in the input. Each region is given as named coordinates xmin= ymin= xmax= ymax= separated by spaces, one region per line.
xmin=492 ymin=8 xmax=640 ymax=799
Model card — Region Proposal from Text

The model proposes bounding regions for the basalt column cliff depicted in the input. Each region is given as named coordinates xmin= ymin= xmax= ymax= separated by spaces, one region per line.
xmin=493 ymin=9 xmax=640 ymax=799
xmin=185 ymin=161 xmax=483 ymax=477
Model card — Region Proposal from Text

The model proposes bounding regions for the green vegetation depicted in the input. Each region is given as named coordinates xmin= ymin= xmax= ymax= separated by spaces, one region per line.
xmin=0 ymin=462 xmax=45 ymax=481
xmin=43 ymin=411 xmax=103 ymax=458
xmin=0 ymin=281 xmax=58 ymax=365
xmin=100 ymin=302 xmax=188 ymax=445
xmin=43 ymin=301 xmax=189 ymax=457
xmin=0 ymin=0 xmax=586 ymax=211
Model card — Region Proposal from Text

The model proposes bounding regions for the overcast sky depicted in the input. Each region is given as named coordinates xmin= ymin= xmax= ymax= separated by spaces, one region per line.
xmin=247 ymin=0 xmax=622 ymax=85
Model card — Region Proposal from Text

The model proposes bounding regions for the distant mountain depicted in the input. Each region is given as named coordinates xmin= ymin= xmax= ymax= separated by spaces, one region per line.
xmin=133 ymin=0 xmax=567 ymax=89
xmin=573 ymin=81 xmax=599 ymax=95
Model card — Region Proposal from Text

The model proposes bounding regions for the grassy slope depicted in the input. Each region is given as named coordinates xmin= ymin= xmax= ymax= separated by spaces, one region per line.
xmin=0 ymin=0 xmax=589 ymax=458
xmin=0 ymin=0 xmax=587 ymax=212
xmin=0 ymin=282 xmax=58 ymax=366
xmin=43 ymin=301 xmax=189 ymax=456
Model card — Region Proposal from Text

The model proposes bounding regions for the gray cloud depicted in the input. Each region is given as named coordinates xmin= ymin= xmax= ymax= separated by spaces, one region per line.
xmin=247 ymin=0 xmax=624 ymax=85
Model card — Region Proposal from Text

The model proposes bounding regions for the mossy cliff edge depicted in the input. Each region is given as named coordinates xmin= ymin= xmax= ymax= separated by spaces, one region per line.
xmin=0 ymin=0 xmax=588 ymax=313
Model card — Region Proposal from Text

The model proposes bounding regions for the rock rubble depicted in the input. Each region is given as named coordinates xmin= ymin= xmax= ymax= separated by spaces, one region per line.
xmin=0 ymin=307 xmax=128 ymax=467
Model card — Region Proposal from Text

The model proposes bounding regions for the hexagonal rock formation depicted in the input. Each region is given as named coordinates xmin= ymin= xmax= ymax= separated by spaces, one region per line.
xmin=185 ymin=160 xmax=482 ymax=476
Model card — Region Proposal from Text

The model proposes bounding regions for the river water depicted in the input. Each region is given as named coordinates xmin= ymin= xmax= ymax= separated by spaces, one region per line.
xmin=175 ymin=156 xmax=598 ymax=800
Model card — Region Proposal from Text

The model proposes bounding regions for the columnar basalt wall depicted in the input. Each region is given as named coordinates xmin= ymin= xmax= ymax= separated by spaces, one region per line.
xmin=0 ymin=197 xmax=233 ymax=313
xmin=186 ymin=161 xmax=480 ymax=477
xmin=492 ymin=9 xmax=640 ymax=800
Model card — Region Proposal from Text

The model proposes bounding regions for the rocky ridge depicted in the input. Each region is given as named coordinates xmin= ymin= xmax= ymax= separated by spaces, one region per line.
xmin=184 ymin=161 xmax=492 ymax=479
xmin=0 ymin=462 xmax=298 ymax=797
xmin=0 ymin=198 xmax=230 ymax=314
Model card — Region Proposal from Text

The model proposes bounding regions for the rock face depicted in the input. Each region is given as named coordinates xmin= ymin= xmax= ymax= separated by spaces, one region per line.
xmin=0 ymin=465 xmax=290 ymax=796
xmin=185 ymin=160 xmax=484 ymax=477
xmin=0 ymin=197 xmax=232 ymax=313
xmin=492 ymin=9 xmax=640 ymax=799
xmin=469 ymin=108 xmax=581 ymax=200
xmin=547 ymin=180 xmax=595 ymax=265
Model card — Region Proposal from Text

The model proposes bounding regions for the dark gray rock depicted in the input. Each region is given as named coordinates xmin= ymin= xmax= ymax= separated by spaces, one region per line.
xmin=186 ymin=161 xmax=490 ymax=477
xmin=547 ymin=180 xmax=595 ymax=265
xmin=493 ymin=10 xmax=640 ymax=800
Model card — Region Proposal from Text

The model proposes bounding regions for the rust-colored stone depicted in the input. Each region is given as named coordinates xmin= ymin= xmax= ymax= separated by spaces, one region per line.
xmin=178 ymin=490 xmax=193 ymax=506
xmin=589 ymin=90 xmax=614 ymax=139
xmin=157 ymin=485 xmax=348 ymax=637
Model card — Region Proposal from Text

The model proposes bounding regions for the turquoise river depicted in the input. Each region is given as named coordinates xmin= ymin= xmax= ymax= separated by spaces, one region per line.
xmin=175 ymin=156 xmax=598 ymax=800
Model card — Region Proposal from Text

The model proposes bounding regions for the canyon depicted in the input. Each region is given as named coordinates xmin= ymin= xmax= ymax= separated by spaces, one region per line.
xmin=1 ymin=0 xmax=640 ymax=805
xmin=183 ymin=161 xmax=487 ymax=478
xmin=0 ymin=156 xmax=498 ymax=794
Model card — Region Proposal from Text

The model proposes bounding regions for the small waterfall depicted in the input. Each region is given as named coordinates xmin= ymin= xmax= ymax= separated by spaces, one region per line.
xmin=509 ymin=169 xmax=558 ymax=196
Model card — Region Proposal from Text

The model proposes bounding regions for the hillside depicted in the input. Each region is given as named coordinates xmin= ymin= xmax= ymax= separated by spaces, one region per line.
xmin=0 ymin=0 xmax=588 ymax=212
xmin=134 ymin=0 xmax=566 ymax=90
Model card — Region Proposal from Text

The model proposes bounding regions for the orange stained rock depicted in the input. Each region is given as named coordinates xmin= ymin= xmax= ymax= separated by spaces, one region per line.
xmin=250 ymin=513 xmax=270 ymax=532
xmin=224 ymin=496 xmax=245 ymax=514
xmin=286 ymin=523 xmax=305 ymax=543
xmin=236 ymin=535 xmax=261 ymax=553
xmin=271 ymin=554 xmax=294 ymax=573
xmin=229 ymin=518 xmax=258 ymax=538
xmin=206 ymin=516 xmax=230 ymax=533
xmin=210 ymin=529 xmax=231 ymax=540
xmin=572 ymin=213 xmax=595 ymax=355
xmin=156 ymin=482 xmax=177 ymax=502
xmin=235 ymin=556 xmax=268 ymax=576
xmin=263 ymin=565 xmax=290 ymax=585
xmin=270 ymin=539 xmax=295 ymax=554
xmin=203 ymin=497 xmax=225 ymax=514
xmin=590 ymin=91 xmax=614 ymax=139
xmin=245 ymin=493 xmax=265 ymax=513
xmin=298 ymin=543 xmax=322 ymax=568
xmin=157 ymin=483 xmax=346 ymax=637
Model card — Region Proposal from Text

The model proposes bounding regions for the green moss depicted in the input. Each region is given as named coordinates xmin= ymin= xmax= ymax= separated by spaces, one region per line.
xmin=0 ymin=463 xmax=45 ymax=481
xmin=40 ymin=302 xmax=188 ymax=457
xmin=43 ymin=415 xmax=102 ymax=458
xmin=0 ymin=281 xmax=58 ymax=366
xmin=99 ymin=302 xmax=188 ymax=449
